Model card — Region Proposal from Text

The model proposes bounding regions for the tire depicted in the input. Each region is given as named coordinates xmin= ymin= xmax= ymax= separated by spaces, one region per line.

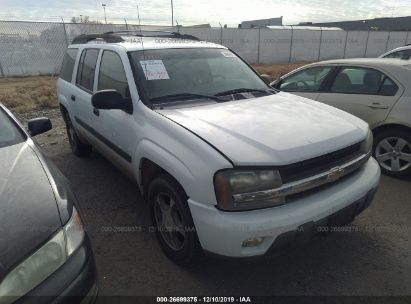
xmin=373 ymin=128 xmax=411 ymax=177
xmin=65 ymin=116 xmax=92 ymax=157
xmin=148 ymin=174 xmax=203 ymax=265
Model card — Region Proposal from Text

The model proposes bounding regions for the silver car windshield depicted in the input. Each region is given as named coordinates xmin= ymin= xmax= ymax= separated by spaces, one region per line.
xmin=129 ymin=48 xmax=270 ymax=104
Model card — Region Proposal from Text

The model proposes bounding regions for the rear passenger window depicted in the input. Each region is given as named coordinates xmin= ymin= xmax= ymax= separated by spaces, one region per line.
xmin=76 ymin=49 xmax=99 ymax=92
xmin=330 ymin=67 xmax=398 ymax=96
xmin=60 ymin=48 xmax=78 ymax=82
xmin=98 ymin=51 xmax=128 ymax=98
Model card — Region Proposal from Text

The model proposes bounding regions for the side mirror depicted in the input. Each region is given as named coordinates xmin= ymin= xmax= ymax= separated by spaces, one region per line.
xmin=91 ymin=90 xmax=133 ymax=114
xmin=260 ymin=74 xmax=272 ymax=85
xmin=270 ymin=78 xmax=281 ymax=89
xmin=28 ymin=117 xmax=52 ymax=137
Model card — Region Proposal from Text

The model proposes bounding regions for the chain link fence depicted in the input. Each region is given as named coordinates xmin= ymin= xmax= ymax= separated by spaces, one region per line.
xmin=0 ymin=20 xmax=410 ymax=77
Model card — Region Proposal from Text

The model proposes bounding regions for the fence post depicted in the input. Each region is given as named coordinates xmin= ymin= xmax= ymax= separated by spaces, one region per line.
xmin=124 ymin=18 xmax=128 ymax=30
xmin=385 ymin=31 xmax=391 ymax=52
xmin=61 ymin=17 xmax=69 ymax=47
xmin=317 ymin=27 xmax=323 ymax=61
xmin=405 ymin=31 xmax=410 ymax=45
xmin=257 ymin=27 xmax=261 ymax=64
xmin=364 ymin=30 xmax=370 ymax=58
xmin=0 ymin=60 xmax=4 ymax=77
xmin=219 ymin=22 xmax=223 ymax=45
xmin=343 ymin=31 xmax=349 ymax=58
xmin=288 ymin=25 xmax=294 ymax=63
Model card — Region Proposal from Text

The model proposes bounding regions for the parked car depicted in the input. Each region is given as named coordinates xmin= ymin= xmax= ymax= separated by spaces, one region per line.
xmin=57 ymin=31 xmax=380 ymax=264
xmin=272 ymin=58 xmax=411 ymax=177
xmin=379 ymin=45 xmax=411 ymax=59
xmin=0 ymin=104 xmax=97 ymax=303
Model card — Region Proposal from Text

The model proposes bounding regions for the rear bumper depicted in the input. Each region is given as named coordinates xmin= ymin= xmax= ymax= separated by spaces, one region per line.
xmin=16 ymin=236 xmax=98 ymax=304
xmin=188 ymin=157 xmax=381 ymax=258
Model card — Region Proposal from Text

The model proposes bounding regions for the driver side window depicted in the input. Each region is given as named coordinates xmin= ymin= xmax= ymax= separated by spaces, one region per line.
xmin=279 ymin=66 xmax=332 ymax=92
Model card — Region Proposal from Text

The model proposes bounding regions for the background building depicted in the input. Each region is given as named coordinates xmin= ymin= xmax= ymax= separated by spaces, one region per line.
xmin=299 ymin=16 xmax=411 ymax=31
xmin=239 ymin=17 xmax=283 ymax=28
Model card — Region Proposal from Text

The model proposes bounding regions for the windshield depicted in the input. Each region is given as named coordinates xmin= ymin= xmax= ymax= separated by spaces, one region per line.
xmin=129 ymin=48 xmax=270 ymax=104
xmin=0 ymin=108 xmax=26 ymax=148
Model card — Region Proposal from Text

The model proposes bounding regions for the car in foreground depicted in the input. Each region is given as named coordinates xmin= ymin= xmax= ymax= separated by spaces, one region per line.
xmin=0 ymin=104 xmax=97 ymax=303
xmin=272 ymin=58 xmax=411 ymax=177
xmin=57 ymin=31 xmax=380 ymax=264
xmin=379 ymin=45 xmax=411 ymax=59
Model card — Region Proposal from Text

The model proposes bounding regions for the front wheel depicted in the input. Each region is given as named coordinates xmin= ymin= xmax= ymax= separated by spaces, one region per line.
xmin=373 ymin=129 xmax=411 ymax=177
xmin=148 ymin=174 xmax=202 ymax=265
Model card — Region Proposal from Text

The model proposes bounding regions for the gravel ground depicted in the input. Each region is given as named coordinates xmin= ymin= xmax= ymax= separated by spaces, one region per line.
xmin=14 ymin=109 xmax=411 ymax=298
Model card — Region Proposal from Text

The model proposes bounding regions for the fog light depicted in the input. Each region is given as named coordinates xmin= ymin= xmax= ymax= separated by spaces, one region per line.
xmin=242 ymin=237 xmax=264 ymax=247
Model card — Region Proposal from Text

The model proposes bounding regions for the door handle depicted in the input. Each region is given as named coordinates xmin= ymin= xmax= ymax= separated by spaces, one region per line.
xmin=71 ymin=95 xmax=76 ymax=101
xmin=368 ymin=103 xmax=389 ymax=109
xmin=93 ymin=108 xmax=100 ymax=116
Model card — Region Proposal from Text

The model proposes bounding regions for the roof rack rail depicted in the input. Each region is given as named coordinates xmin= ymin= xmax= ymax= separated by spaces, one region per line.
xmin=71 ymin=33 xmax=124 ymax=44
xmin=103 ymin=30 xmax=200 ymax=41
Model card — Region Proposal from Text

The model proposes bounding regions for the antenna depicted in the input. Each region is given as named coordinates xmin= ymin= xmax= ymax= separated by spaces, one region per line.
xmin=137 ymin=4 xmax=148 ymax=76
xmin=136 ymin=3 xmax=153 ymax=108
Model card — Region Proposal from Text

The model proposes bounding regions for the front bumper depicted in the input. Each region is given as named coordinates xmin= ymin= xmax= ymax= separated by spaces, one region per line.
xmin=188 ymin=157 xmax=380 ymax=257
xmin=16 ymin=236 xmax=98 ymax=304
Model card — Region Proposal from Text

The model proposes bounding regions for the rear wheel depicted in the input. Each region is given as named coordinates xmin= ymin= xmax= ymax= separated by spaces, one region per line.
xmin=148 ymin=174 xmax=202 ymax=265
xmin=65 ymin=116 xmax=92 ymax=157
xmin=373 ymin=129 xmax=411 ymax=177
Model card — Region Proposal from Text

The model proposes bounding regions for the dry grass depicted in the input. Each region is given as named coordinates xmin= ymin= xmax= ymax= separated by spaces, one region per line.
xmin=252 ymin=62 xmax=311 ymax=80
xmin=0 ymin=76 xmax=58 ymax=112
xmin=0 ymin=62 xmax=312 ymax=113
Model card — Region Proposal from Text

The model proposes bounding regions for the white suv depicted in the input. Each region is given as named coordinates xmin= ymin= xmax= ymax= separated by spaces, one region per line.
xmin=57 ymin=31 xmax=380 ymax=264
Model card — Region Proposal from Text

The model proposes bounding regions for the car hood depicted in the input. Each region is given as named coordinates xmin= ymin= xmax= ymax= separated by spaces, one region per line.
xmin=157 ymin=92 xmax=369 ymax=166
xmin=0 ymin=142 xmax=61 ymax=279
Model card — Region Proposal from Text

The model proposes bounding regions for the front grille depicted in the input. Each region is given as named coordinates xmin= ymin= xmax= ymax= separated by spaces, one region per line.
xmin=279 ymin=141 xmax=363 ymax=184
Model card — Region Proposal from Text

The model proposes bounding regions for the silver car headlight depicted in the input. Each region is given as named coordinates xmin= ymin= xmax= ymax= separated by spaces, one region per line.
xmin=360 ymin=129 xmax=373 ymax=154
xmin=0 ymin=207 xmax=85 ymax=303
xmin=214 ymin=169 xmax=284 ymax=211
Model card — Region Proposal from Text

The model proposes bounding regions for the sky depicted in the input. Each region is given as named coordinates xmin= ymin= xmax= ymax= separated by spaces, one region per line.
xmin=0 ymin=0 xmax=410 ymax=26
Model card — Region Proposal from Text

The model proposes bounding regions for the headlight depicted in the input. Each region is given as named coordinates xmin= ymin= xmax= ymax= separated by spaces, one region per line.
xmin=214 ymin=169 xmax=284 ymax=211
xmin=360 ymin=129 xmax=373 ymax=154
xmin=0 ymin=207 xmax=85 ymax=303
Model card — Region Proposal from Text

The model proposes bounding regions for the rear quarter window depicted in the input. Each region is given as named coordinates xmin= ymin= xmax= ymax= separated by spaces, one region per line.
xmin=60 ymin=48 xmax=78 ymax=82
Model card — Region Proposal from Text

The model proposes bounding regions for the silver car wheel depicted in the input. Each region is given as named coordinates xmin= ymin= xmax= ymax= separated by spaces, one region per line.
xmin=375 ymin=137 xmax=411 ymax=172
xmin=153 ymin=192 xmax=186 ymax=251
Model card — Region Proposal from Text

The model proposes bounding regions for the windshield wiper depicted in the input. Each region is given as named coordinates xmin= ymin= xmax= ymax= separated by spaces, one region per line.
xmin=150 ymin=93 xmax=223 ymax=103
xmin=214 ymin=88 xmax=274 ymax=96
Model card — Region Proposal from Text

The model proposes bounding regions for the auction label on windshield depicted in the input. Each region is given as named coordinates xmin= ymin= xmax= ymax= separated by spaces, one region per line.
xmin=140 ymin=60 xmax=170 ymax=80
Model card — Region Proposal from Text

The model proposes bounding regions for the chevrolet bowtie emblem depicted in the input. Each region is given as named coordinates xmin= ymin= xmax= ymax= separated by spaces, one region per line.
xmin=327 ymin=167 xmax=345 ymax=182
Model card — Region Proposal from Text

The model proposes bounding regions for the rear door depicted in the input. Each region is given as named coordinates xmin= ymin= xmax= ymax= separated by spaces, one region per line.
xmin=71 ymin=48 xmax=100 ymax=140
xmin=316 ymin=66 xmax=403 ymax=128
xmin=274 ymin=65 xmax=334 ymax=100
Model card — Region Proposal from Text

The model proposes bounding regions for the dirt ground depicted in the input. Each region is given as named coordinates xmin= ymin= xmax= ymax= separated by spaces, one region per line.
xmin=12 ymin=108 xmax=411 ymax=300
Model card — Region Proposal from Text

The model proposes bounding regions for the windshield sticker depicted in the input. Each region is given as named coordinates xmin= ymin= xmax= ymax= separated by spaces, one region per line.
xmin=221 ymin=51 xmax=236 ymax=58
xmin=140 ymin=60 xmax=170 ymax=80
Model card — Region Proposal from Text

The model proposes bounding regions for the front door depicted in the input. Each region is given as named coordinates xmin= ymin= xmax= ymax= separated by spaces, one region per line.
xmin=316 ymin=66 xmax=402 ymax=128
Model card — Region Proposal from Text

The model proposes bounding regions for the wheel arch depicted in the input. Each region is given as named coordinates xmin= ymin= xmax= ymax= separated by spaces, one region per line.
xmin=372 ymin=123 xmax=411 ymax=138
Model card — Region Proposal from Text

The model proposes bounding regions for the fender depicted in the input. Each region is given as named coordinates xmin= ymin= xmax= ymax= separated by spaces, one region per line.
xmin=133 ymin=138 xmax=195 ymax=197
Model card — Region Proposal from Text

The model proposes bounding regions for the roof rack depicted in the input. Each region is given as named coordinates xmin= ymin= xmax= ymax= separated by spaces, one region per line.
xmin=71 ymin=33 xmax=124 ymax=44
xmin=103 ymin=30 xmax=200 ymax=41
xmin=71 ymin=30 xmax=200 ymax=45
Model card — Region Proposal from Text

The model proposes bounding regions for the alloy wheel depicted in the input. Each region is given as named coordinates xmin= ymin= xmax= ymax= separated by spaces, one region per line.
xmin=375 ymin=137 xmax=411 ymax=172
xmin=153 ymin=192 xmax=186 ymax=251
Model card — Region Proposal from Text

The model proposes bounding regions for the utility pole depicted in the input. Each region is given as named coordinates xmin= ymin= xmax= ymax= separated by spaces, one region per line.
xmin=171 ymin=0 xmax=174 ymax=27
xmin=102 ymin=4 xmax=107 ymax=24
